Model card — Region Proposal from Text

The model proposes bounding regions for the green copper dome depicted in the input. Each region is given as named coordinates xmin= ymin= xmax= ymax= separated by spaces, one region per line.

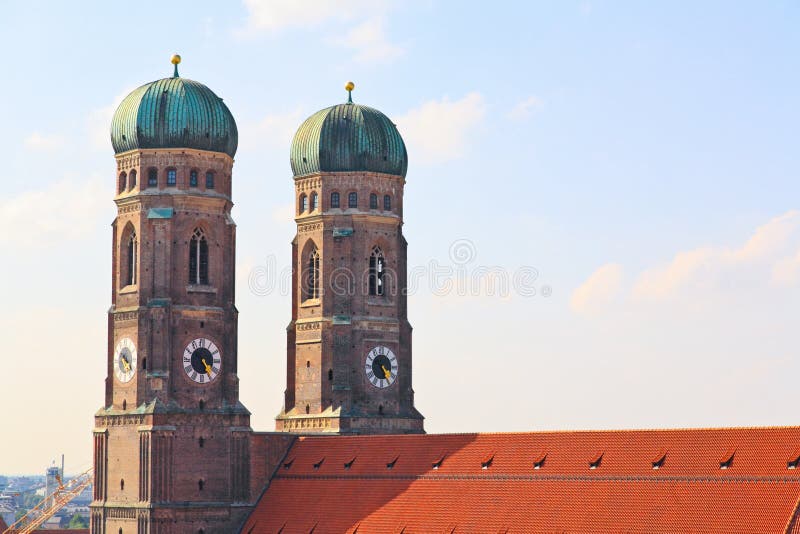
xmin=290 ymin=101 xmax=408 ymax=177
xmin=111 ymin=76 xmax=237 ymax=158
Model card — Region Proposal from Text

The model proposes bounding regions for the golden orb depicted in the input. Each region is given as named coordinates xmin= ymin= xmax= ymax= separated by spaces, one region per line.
xmin=171 ymin=54 xmax=182 ymax=65
xmin=345 ymin=81 xmax=355 ymax=92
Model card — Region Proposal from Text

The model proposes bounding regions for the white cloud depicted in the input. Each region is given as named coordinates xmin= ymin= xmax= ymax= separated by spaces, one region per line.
xmin=240 ymin=0 xmax=387 ymax=33
xmin=571 ymin=263 xmax=623 ymax=314
xmin=396 ymin=93 xmax=486 ymax=164
xmin=337 ymin=17 xmax=404 ymax=63
xmin=507 ymin=95 xmax=543 ymax=121
xmin=87 ymin=88 xmax=133 ymax=151
xmin=24 ymin=132 xmax=64 ymax=151
xmin=240 ymin=107 xmax=307 ymax=151
xmin=772 ymin=250 xmax=800 ymax=287
xmin=632 ymin=211 xmax=800 ymax=300
xmin=0 ymin=175 xmax=109 ymax=249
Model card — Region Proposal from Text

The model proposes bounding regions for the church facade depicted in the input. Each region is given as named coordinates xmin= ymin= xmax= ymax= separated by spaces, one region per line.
xmin=89 ymin=57 xmax=800 ymax=534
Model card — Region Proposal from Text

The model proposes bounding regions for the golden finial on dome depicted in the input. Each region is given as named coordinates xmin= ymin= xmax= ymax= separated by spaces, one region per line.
xmin=171 ymin=54 xmax=181 ymax=77
xmin=345 ymin=81 xmax=355 ymax=103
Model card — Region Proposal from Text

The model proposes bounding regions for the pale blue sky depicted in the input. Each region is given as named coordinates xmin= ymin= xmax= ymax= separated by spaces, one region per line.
xmin=0 ymin=1 xmax=798 ymax=474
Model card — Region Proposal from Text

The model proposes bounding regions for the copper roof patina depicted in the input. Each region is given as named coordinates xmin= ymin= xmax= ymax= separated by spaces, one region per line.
xmin=290 ymin=100 xmax=408 ymax=178
xmin=110 ymin=76 xmax=238 ymax=158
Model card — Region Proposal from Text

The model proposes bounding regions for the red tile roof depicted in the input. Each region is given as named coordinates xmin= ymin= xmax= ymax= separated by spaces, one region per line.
xmin=243 ymin=427 xmax=800 ymax=533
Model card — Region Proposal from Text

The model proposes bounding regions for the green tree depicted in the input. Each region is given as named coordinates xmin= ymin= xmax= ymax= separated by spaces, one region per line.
xmin=67 ymin=513 xmax=89 ymax=529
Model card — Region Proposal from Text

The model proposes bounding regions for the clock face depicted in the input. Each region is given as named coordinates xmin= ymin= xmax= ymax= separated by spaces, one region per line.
xmin=365 ymin=346 xmax=397 ymax=388
xmin=182 ymin=338 xmax=221 ymax=384
xmin=113 ymin=337 xmax=137 ymax=383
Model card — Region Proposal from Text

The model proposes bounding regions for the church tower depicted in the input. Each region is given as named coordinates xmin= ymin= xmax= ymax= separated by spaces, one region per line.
xmin=275 ymin=83 xmax=424 ymax=434
xmin=91 ymin=56 xmax=252 ymax=534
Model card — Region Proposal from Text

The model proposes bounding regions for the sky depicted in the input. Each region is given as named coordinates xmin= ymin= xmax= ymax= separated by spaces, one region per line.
xmin=0 ymin=0 xmax=798 ymax=475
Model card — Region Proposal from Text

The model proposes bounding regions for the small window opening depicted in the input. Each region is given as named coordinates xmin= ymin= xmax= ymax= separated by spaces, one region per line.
xmin=122 ymin=399 xmax=126 ymax=410
xmin=348 ymin=192 xmax=358 ymax=208
xmin=313 ymin=458 xmax=324 ymax=470
xmin=369 ymin=246 xmax=385 ymax=296
xmin=189 ymin=228 xmax=209 ymax=285
xmin=330 ymin=192 xmax=340 ymax=208
xmin=190 ymin=170 xmax=198 ymax=187
xmin=788 ymin=452 xmax=800 ymax=470
xmin=119 ymin=529 xmax=123 ymax=534
xmin=148 ymin=168 xmax=158 ymax=187
xmin=378 ymin=404 xmax=384 ymax=415
xmin=283 ymin=458 xmax=294 ymax=470
xmin=589 ymin=453 xmax=603 ymax=470
xmin=198 ymin=437 xmax=205 ymax=448
xmin=199 ymin=399 xmax=205 ymax=411
xmin=310 ymin=192 xmax=318 ymax=211
xmin=344 ymin=457 xmax=356 ymax=470
xmin=205 ymin=171 xmax=215 ymax=189
xmin=384 ymin=195 xmax=391 ymax=211
xmin=386 ymin=457 xmax=398 ymax=469
xmin=199 ymin=529 xmax=205 ymax=534
xmin=306 ymin=360 xmax=311 ymax=368
xmin=142 ymin=357 xmax=147 ymax=370
xmin=432 ymin=454 xmax=446 ymax=470
xmin=120 ymin=479 xmax=124 ymax=491
xmin=299 ymin=194 xmax=307 ymax=213
xmin=305 ymin=404 xmax=310 ymax=414
xmin=370 ymin=193 xmax=378 ymax=209
xmin=167 ymin=169 xmax=177 ymax=186
xmin=720 ymin=451 xmax=735 ymax=470
xmin=305 ymin=248 xmax=320 ymax=300
xmin=129 ymin=170 xmax=137 ymax=189
xmin=200 ymin=321 xmax=204 ymax=328
xmin=198 ymin=479 xmax=204 ymax=491
xmin=328 ymin=369 xmax=333 ymax=381
xmin=118 ymin=172 xmax=127 ymax=194
xmin=481 ymin=453 xmax=494 ymax=470
xmin=533 ymin=454 xmax=546 ymax=470
xmin=652 ymin=451 xmax=667 ymax=470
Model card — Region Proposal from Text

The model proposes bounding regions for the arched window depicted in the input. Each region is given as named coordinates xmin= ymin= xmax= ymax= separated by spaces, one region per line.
xmin=330 ymin=192 xmax=340 ymax=208
xmin=384 ymin=195 xmax=391 ymax=211
xmin=369 ymin=246 xmax=385 ymax=296
xmin=124 ymin=230 xmax=137 ymax=286
xmin=305 ymin=248 xmax=320 ymax=300
xmin=310 ymin=192 xmax=318 ymax=211
xmin=167 ymin=168 xmax=177 ymax=186
xmin=129 ymin=170 xmax=137 ymax=189
xmin=189 ymin=228 xmax=209 ymax=285
xmin=370 ymin=193 xmax=378 ymax=209
xmin=148 ymin=168 xmax=158 ymax=187
xmin=205 ymin=171 xmax=215 ymax=189
xmin=348 ymin=192 xmax=358 ymax=208
xmin=189 ymin=170 xmax=198 ymax=187
xmin=299 ymin=194 xmax=307 ymax=214
xmin=118 ymin=172 xmax=127 ymax=194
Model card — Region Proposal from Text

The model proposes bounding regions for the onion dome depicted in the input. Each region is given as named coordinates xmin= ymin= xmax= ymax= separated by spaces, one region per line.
xmin=110 ymin=55 xmax=238 ymax=158
xmin=290 ymin=82 xmax=408 ymax=177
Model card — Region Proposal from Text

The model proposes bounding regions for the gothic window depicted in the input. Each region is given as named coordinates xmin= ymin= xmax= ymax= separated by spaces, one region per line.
xmin=190 ymin=170 xmax=198 ymax=187
xmin=304 ymin=247 xmax=320 ymax=300
xmin=310 ymin=192 xmax=318 ymax=211
xmin=384 ymin=194 xmax=391 ymax=211
xmin=148 ymin=168 xmax=158 ymax=187
xmin=118 ymin=172 xmax=127 ymax=194
xmin=167 ymin=168 xmax=177 ymax=186
xmin=299 ymin=194 xmax=307 ymax=214
xmin=348 ymin=192 xmax=358 ymax=208
xmin=189 ymin=228 xmax=209 ymax=285
xmin=369 ymin=246 xmax=385 ymax=296
xmin=370 ymin=193 xmax=378 ymax=209
xmin=205 ymin=171 xmax=215 ymax=189
xmin=124 ymin=230 xmax=137 ymax=286
xmin=330 ymin=192 xmax=340 ymax=208
xmin=129 ymin=170 xmax=137 ymax=189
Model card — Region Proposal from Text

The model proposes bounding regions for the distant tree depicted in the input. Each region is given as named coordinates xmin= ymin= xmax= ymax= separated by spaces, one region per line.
xmin=67 ymin=513 xmax=89 ymax=529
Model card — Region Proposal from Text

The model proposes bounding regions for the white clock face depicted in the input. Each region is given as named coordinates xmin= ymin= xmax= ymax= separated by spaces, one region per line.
xmin=365 ymin=346 xmax=397 ymax=388
xmin=113 ymin=337 xmax=137 ymax=383
xmin=182 ymin=338 xmax=221 ymax=384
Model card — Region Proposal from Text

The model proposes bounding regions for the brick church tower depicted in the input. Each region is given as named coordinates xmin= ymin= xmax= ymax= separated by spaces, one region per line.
xmin=275 ymin=83 xmax=424 ymax=434
xmin=91 ymin=56 xmax=252 ymax=534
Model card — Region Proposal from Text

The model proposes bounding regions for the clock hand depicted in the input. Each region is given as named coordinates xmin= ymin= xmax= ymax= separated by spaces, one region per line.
xmin=202 ymin=358 xmax=213 ymax=376
xmin=121 ymin=356 xmax=131 ymax=373
xmin=381 ymin=364 xmax=391 ymax=380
